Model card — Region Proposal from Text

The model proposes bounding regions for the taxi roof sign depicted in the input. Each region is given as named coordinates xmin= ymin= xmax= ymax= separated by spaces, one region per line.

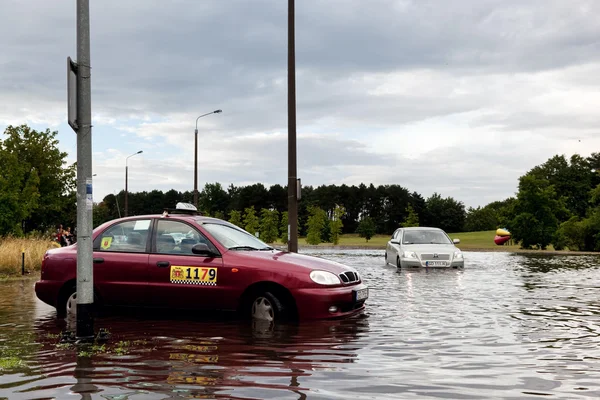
xmin=162 ymin=202 xmax=201 ymax=217
xmin=176 ymin=202 xmax=197 ymax=211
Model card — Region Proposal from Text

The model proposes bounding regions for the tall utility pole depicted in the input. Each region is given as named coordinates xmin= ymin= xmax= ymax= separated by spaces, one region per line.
xmin=194 ymin=110 xmax=222 ymax=208
xmin=124 ymin=150 xmax=143 ymax=217
xmin=287 ymin=0 xmax=298 ymax=252
xmin=75 ymin=0 xmax=94 ymax=340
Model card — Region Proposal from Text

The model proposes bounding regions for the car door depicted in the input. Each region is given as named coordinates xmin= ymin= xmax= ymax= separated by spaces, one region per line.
xmin=92 ymin=218 xmax=151 ymax=307
xmin=386 ymin=229 xmax=401 ymax=265
xmin=147 ymin=219 xmax=227 ymax=312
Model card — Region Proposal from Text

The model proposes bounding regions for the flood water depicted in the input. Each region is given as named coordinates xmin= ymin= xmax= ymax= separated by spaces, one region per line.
xmin=1 ymin=250 xmax=600 ymax=399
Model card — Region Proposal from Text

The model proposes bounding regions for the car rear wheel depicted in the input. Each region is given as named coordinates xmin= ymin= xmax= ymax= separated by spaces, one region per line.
xmin=250 ymin=292 xmax=285 ymax=322
xmin=57 ymin=285 xmax=98 ymax=319
xmin=65 ymin=291 xmax=77 ymax=318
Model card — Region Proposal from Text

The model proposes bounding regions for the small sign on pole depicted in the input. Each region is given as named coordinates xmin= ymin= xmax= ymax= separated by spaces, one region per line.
xmin=67 ymin=57 xmax=78 ymax=132
xmin=296 ymin=178 xmax=302 ymax=200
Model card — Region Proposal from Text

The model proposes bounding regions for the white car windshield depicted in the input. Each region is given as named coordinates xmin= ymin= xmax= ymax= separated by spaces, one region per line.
xmin=403 ymin=230 xmax=452 ymax=245
xmin=201 ymin=223 xmax=273 ymax=251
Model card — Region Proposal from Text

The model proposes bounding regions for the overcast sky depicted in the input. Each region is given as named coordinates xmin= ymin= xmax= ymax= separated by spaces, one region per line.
xmin=1 ymin=0 xmax=599 ymax=208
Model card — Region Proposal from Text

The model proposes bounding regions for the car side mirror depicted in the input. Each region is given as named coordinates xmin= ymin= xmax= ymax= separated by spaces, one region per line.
xmin=192 ymin=243 xmax=218 ymax=257
xmin=391 ymin=239 xmax=400 ymax=244
xmin=453 ymin=238 xmax=460 ymax=244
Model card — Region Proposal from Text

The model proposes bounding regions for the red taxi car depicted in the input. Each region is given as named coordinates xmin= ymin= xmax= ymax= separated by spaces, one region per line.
xmin=35 ymin=205 xmax=369 ymax=322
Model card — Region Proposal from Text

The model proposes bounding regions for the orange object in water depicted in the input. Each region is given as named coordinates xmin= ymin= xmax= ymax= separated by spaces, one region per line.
xmin=494 ymin=235 xmax=511 ymax=245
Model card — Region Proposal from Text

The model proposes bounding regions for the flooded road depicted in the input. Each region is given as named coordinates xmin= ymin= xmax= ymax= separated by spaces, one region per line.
xmin=1 ymin=250 xmax=600 ymax=399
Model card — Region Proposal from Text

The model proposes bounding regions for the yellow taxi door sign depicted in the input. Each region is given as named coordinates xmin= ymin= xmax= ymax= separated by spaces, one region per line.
xmin=100 ymin=236 xmax=113 ymax=250
xmin=170 ymin=266 xmax=217 ymax=285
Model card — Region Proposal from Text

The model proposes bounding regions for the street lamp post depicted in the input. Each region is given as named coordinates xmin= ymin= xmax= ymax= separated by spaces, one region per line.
xmin=194 ymin=109 xmax=222 ymax=208
xmin=287 ymin=0 xmax=298 ymax=252
xmin=125 ymin=150 xmax=143 ymax=217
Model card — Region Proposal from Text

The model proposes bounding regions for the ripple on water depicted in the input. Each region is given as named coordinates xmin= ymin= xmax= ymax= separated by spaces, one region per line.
xmin=1 ymin=251 xmax=600 ymax=399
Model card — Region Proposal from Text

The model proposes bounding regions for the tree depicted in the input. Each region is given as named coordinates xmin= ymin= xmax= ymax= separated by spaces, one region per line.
xmin=229 ymin=210 xmax=242 ymax=228
xmin=508 ymin=174 xmax=568 ymax=249
xmin=305 ymin=205 xmax=327 ymax=245
xmin=400 ymin=204 xmax=419 ymax=227
xmin=329 ymin=204 xmax=345 ymax=245
xmin=243 ymin=206 xmax=259 ymax=235
xmin=464 ymin=205 xmax=497 ymax=232
xmin=422 ymin=193 xmax=466 ymax=233
xmin=199 ymin=183 xmax=229 ymax=217
xmin=0 ymin=146 xmax=39 ymax=235
xmin=0 ymin=124 xmax=76 ymax=235
xmin=280 ymin=211 xmax=289 ymax=244
xmin=527 ymin=154 xmax=595 ymax=219
xmin=356 ymin=216 xmax=376 ymax=242
xmin=259 ymin=208 xmax=280 ymax=243
xmin=214 ymin=210 xmax=225 ymax=220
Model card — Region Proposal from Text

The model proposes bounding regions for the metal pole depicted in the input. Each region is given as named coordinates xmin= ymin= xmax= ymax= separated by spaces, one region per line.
xmin=124 ymin=151 xmax=142 ymax=217
xmin=193 ymin=110 xmax=222 ymax=209
xmin=124 ymin=165 xmax=128 ymax=217
xmin=76 ymin=0 xmax=94 ymax=340
xmin=194 ymin=128 xmax=198 ymax=208
xmin=287 ymin=0 xmax=298 ymax=252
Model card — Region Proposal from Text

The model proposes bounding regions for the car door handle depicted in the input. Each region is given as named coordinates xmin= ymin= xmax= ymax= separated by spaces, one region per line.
xmin=93 ymin=258 xmax=104 ymax=264
xmin=156 ymin=261 xmax=170 ymax=268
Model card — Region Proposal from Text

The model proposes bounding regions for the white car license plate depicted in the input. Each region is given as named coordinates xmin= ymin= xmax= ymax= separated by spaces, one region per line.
xmin=354 ymin=288 xmax=369 ymax=301
xmin=425 ymin=261 xmax=447 ymax=267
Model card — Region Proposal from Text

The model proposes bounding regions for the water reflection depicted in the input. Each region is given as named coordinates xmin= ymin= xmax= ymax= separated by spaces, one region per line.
xmin=3 ymin=251 xmax=600 ymax=399
xmin=18 ymin=311 xmax=368 ymax=399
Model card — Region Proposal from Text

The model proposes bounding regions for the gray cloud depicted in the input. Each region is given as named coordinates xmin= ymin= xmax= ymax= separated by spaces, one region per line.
xmin=2 ymin=0 xmax=600 ymax=208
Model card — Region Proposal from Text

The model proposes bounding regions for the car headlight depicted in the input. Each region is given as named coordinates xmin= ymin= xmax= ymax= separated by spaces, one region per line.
xmin=310 ymin=270 xmax=341 ymax=285
xmin=454 ymin=251 xmax=463 ymax=259
xmin=402 ymin=251 xmax=418 ymax=259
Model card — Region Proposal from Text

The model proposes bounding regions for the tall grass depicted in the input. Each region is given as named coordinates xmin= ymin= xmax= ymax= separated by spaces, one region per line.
xmin=0 ymin=236 xmax=60 ymax=277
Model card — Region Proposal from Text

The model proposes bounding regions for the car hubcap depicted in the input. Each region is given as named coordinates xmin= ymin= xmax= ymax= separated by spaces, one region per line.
xmin=252 ymin=296 xmax=274 ymax=322
xmin=66 ymin=292 xmax=77 ymax=317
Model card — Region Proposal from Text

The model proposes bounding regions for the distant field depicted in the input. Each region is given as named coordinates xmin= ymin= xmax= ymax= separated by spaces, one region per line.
xmin=274 ymin=230 xmax=520 ymax=251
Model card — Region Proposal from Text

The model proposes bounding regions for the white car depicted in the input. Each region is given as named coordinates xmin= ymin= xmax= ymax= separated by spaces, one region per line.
xmin=385 ymin=227 xmax=464 ymax=269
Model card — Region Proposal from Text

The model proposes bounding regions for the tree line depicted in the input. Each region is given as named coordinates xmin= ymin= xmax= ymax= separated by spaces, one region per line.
xmin=94 ymin=183 xmax=467 ymax=241
xmin=2 ymin=125 xmax=600 ymax=251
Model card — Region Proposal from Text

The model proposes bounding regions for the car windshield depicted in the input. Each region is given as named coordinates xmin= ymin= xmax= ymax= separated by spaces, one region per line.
xmin=201 ymin=223 xmax=273 ymax=250
xmin=403 ymin=230 xmax=451 ymax=244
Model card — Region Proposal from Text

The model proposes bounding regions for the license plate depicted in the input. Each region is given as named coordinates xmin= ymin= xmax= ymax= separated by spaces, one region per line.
xmin=354 ymin=288 xmax=369 ymax=302
xmin=425 ymin=261 xmax=447 ymax=267
xmin=170 ymin=266 xmax=217 ymax=285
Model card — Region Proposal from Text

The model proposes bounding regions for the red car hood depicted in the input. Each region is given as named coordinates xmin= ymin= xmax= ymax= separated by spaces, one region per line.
xmin=230 ymin=249 xmax=356 ymax=274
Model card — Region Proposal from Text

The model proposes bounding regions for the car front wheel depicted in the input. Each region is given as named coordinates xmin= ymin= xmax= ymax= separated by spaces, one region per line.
xmin=396 ymin=256 xmax=401 ymax=269
xmin=250 ymin=292 xmax=285 ymax=322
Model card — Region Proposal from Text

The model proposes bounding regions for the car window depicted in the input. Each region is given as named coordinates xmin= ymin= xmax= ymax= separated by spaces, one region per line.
xmin=155 ymin=220 xmax=216 ymax=255
xmin=201 ymin=223 xmax=272 ymax=250
xmin=403 ymin=230 xmax=452 ymax=244
xmin=94 ymin=219 xmax=151 ymax=253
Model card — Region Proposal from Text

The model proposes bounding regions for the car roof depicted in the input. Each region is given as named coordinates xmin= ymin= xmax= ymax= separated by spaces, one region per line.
xmin=95 ymin=213 xmax=239 ymax=231
xmin=401 ymin=226 xmax=443 ymax=231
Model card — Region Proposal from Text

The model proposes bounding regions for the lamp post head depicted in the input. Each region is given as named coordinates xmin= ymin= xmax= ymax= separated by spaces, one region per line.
xmin=137 ymin=150 xmax=143 ymax=154
xmin=214 ymin=109 xmax=222 ymax=114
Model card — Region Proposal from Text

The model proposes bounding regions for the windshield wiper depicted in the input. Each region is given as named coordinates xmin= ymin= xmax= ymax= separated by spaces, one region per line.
xmin=259 ymin=246 xmax=274 ymax=251
xmin=228 ymin=246 xmax=259 ymax=251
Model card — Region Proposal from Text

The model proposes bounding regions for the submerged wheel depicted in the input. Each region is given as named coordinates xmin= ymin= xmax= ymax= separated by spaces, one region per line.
xmin=56 ymin=285 xmax=76 ymax=319
xmin=56 ymin=285 xmax=98 ymax=319
xmin=65 ymin=291 xmax=77 ymax=318
xmin=396 ymin=256 xmax=401 ymax=269
xmin=250 ymin=292 xmax=285 ymax=322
